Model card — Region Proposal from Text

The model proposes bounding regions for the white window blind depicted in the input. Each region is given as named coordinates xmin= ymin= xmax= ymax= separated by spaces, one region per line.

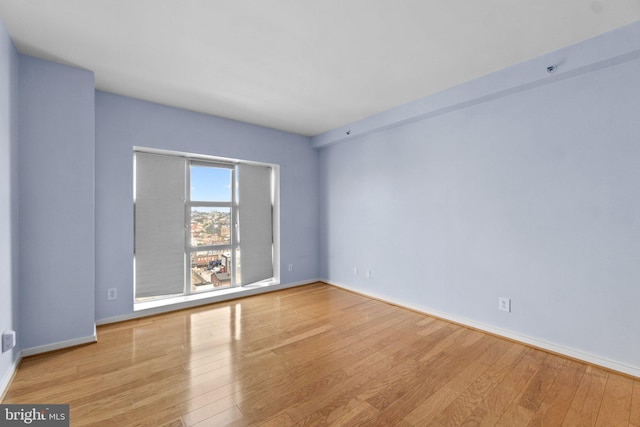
xmin=134 ymin=152 xmax=186 ymax=299
xmin=237 ymin=164 xmax=273 ymax=285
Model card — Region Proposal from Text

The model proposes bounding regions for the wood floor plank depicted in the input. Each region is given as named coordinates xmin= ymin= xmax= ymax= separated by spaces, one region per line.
xmin=1 ymin=283 xmax=637 ymax=427
xmin=330 ymin=400 xmax=379 ymax=426
xmin=524 ymin=358 xmax=588 ymax=427
xmin=555 ymin=358 xmax=588 ymax=388
xmin=369 ymin=334 xmax=498 ymax=425
xmin=530 ymin=384 xmax=576 ymax=427
xmin=282 ymin=324 xmax=437 ymax=423
xmin=160 ymin=418 xmax=185 ymax=427
xmin=459 ymin=347 xmax=547 ymax=426
xmin=492 ymin=353 xmax=567 ymax=426
xmin=192 ymin=406 xmax=244 ymax=427
xmin=494 ymin=404 xmax=535 ymax=427
xmin=484 ymin=354 xmax=559 ymax=427
xmin=405 ymin=340 xmax=518 ymax=425
xmin=562 ymin=365 xmax=609 ymax=426
xmin=422 ymin=342 xmax=527 ymax=426
xmin=256 ymin=412 xmax=295 ymax=427
xmin=594 ymin=373 xmax=634 ymax=427
xmin=181 ymin=394 xmax=242 ymax=426
xmin=520 ymin=355 xmax=566 ymax=408
xmin=631 ymin=380 xmax=640 ymax=427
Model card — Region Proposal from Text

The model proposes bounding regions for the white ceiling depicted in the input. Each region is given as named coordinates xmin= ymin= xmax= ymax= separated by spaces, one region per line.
xmin=1 ymin=1 xmax=639 ymax=136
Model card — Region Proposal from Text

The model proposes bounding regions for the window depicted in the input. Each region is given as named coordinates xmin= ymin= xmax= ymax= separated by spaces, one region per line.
xmin=188 ymin=162 xmax=234 ymax=292
xmin=134 ymin=150 xmax=277 ymax=302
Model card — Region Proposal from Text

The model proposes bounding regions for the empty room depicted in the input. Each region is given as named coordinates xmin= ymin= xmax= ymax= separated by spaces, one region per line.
xmin=0 ymin=1 xmax=639 ymax=426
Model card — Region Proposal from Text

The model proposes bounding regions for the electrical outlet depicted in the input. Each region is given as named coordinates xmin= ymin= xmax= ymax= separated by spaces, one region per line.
xmin=108 ymin=288 xmax=118 ymax=301
xmin=2 ymin=330 xmax=16 ymax=352
xmin=366 ymin=269 xmax=371 ymax=278
xmin=288 ymin=264 xmax=293 ymax=272
xmin=353 ymin=267 xmax=358 ymax=276
xmin=499 ymin=297 xmax=511 ymax=312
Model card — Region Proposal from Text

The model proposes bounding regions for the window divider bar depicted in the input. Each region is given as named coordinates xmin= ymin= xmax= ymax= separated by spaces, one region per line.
xmin=190 ymin=244 xmax=232 ymax=251
xmin=188 ymin=202 xmax=232 ymax=208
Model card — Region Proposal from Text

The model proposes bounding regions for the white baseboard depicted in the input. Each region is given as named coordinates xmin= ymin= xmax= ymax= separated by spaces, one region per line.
xmin=325 ymin=280 xmax=640 ymax=379
xmin=20 ymin=332 xmax=98 ymax=358
xmin=0 ymin=354 xmax=21 ymax=402
xmin=96 ymin=279 xmax=320 ymax=326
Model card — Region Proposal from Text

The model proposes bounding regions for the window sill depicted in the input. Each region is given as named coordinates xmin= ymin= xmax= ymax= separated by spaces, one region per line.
xmin=134 ymin=279 xmax=279 ymax=313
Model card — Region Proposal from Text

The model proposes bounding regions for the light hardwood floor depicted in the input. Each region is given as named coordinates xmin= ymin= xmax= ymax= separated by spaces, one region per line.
xmin=3 ymin=282 xmax=639 ymax=426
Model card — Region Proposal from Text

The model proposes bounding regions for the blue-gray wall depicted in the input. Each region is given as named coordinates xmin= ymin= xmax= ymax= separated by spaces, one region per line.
xmin=18 ymin=56 xmax=96 ymax=350
xmin=0 ymin=19 xmax=19 ymax=392
xmin=94 ymin=92 xmax=319 ymax=321
xmin=317 ymin=24 xmax=640 ymax=374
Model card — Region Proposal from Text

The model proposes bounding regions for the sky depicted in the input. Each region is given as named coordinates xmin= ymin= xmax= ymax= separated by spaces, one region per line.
xmin=190 ymin=165 xmax=232 ymax=202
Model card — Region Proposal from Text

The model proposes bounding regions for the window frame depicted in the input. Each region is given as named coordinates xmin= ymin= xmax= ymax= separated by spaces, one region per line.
xmin=186 ymin=160 xmax=237 ymax=293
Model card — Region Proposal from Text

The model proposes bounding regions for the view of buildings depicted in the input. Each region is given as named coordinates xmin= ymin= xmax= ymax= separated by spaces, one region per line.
xmin=190 ymin=208 xmax=232 ymax=289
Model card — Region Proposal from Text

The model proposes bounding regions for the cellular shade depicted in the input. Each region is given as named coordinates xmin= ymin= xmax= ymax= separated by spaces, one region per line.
xmin=237 ymin=164 xmax=273 ymax=285
xmin=134 ymin=152 xmax=186 ymax=299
